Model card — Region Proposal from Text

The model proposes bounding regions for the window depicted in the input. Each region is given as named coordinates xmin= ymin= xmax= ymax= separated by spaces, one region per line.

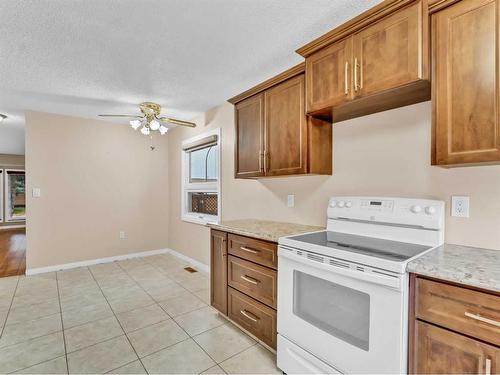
xmin=5 ymin=170 xmax=26 ymax=222
xmin=182 ymin=129 xmax=221 ymax=225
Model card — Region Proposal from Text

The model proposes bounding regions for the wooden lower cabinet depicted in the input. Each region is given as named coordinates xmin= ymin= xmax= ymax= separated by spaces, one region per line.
xmin=410 ymin=274 xmax=500 ymax=374
xmin=228 ymin=287 xmax=277 ymax=349
xmin=210 ymin=229 xmax=278 ymax=350
xmin=210 ymin=230 xmax=227 ymax=315
xmin=414 ymin=322 xmax=499 ymax=374
xmin=228 ymin=255 xmax=277 ymax=309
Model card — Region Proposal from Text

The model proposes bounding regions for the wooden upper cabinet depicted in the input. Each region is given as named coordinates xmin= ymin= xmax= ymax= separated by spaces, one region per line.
xmin=432 ymin=0 xmax=500 ymax=166
xmin=300 ymin=0 xmax=430 ymax=122
xmin=352 ymin=1 xmax=424 ymax=97
xmin=229 ymin=65 xmax=332 ymax=179
xmin=306 ymin=37 xmax=353 ymax=115
xmin=234 ymin=94 xmax=265 ymax=178
xmin=414 ymin=321 xmax=500 ymax=374
xmin=210 ymin=230 xmax=228 ymax=315
xmin=265 ymin=74 xmax=307 ymax=176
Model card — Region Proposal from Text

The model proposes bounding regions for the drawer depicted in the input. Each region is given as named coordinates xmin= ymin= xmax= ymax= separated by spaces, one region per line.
xmin=416 ymin=277 xmax=500 ymax=346
xmin=228 ymin=287 xmax=277 ymax=349
xmin=228 ymin=234 xmax=277 ymax=269
xmin=228 ymin=255 xmax=277 ymax=308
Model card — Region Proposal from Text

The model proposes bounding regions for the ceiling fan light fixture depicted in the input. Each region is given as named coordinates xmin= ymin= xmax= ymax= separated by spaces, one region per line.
xmin=140 ymin=126 xmax=150 ymax=136
xmin=159 ymin=125 xmax=169 ymax=135
xmin=149 ymin=119 xmax=160 ymax=131
xmin=130 ymin=119 xmax=142 ymax=130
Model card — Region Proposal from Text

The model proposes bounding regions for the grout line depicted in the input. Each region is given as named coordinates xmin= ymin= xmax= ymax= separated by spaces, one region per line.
xmin=88 ymin=264 xmax=149 ymax=375
xmin=0 ymin=276 xmax=21 ymax=338
xmin=55 ymin=270 xmax=70 ymax=374
xmin=104 ymin=358 xmax=146 ymax=374
xmin=6 ymin=354 xmax=67 ymax=375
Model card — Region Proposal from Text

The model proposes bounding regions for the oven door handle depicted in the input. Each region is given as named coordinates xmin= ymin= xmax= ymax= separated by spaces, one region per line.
xmin=278 ymin=247 xmax=401 ymax=290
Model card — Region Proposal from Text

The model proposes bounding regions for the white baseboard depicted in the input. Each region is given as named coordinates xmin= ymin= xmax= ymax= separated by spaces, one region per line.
xmin=167 ymin=248 xmax=209 ymax=273
xmin=25 ymin=248 xmax=170 ymax=276
xmin=25 ymin=248 xmax=210 ymax=276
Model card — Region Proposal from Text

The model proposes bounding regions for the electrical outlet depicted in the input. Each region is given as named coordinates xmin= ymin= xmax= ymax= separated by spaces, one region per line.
xmin=451 ymin=196 xmax=470 ymax=218
xmin=119 ymin=231 xmax=126 ymax=239
xmin=287 ymin=194 xmax=295 ymax=208
xmin=32 ymin=188 xmax=41 ymax=198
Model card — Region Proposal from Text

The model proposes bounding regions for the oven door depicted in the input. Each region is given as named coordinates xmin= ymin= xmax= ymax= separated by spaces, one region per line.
xmin=277 ymin=246 xmax=408 ymax=374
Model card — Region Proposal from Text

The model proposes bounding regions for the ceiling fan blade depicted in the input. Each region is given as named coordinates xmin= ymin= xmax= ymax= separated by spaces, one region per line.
xmin=98 ymin=114 xmax=143 ymax=118
xmin=159 ymin=117 xmax=196 ymax=128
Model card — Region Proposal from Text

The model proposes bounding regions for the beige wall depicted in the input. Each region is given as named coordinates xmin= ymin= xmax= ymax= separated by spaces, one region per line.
xmin=168 ymin=101 xmax=500 ymax=266
xmin=0 ymin=154 xmax=25 ymax=168
xmin=25 ymin=112 xmax=169 ymax=269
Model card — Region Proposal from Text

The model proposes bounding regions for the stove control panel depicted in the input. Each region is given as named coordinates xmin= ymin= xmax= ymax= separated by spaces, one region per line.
xmin=327 ymin=196 xmax=445 ymax=230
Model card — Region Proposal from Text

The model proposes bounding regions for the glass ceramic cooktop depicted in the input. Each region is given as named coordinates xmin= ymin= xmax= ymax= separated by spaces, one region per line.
xmin=287 ymin=231 xmax=432 ymax=262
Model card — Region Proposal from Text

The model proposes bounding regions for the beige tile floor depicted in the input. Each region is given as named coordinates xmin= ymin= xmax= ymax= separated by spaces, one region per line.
xmin=0 ymin=254 xmax=281 ymax=374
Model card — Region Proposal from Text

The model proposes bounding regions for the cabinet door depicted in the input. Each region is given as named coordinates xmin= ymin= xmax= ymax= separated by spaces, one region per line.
xmin=353 ymin=1 xmax=425 ymax=97
xmin=235 ymin=94 xmax=265 ymax=178
xmin=306 ymin=37 xmax=353 ymax=114
xmin=414 ymin=321 xmax=500 ymax=374
xmin=210 ymin=230 xmax=227 ymax=315
xmin=265 ymin=74 xmax=308 ymax=176
xmin=433 ymin=0 xmax=500 ymax=165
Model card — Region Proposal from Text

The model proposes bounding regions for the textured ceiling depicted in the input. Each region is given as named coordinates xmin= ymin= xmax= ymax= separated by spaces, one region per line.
xmin=0 ymin=0 xmax=381 ymax=154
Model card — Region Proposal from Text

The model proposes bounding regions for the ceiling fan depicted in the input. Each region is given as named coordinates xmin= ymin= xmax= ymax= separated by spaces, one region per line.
xmin=98 ymin=102 xmax=196 ymax=136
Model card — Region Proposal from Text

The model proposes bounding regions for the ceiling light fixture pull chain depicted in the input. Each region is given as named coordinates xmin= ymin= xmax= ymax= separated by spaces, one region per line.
xmin=150 ymin=134 xmax=155 ymax=151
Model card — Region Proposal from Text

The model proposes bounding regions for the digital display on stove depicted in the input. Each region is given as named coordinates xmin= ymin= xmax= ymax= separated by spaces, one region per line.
xmin=370 ymin=201 xmax=382 ymax=206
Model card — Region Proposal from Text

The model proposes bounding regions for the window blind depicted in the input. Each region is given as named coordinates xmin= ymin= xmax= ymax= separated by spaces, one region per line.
xmin=182 ymin=135 xmax=218 ymax=153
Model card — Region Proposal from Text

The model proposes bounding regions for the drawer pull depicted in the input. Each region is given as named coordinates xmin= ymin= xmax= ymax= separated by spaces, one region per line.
xmin=240 ymin=309 xmax=260 ymax=322
xmin=464 ymin=312 xmax=500 ymax=328
xmin=241 ymin=275 xmax=260 ymax=285
xmin=240 ymin=246 xmax=260 ymax=254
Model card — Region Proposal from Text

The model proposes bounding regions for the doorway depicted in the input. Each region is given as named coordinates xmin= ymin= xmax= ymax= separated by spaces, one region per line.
xmin=0 ymin=166 xmax=26 ymax=277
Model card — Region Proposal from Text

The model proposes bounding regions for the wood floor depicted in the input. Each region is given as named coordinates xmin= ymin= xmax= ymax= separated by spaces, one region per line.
xmin=0 ymin=228 xmax=26 ymax=277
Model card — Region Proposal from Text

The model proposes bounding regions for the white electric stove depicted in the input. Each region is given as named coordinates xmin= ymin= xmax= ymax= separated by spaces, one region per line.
xmin=277 ymin=197 xmax=445 ymax=374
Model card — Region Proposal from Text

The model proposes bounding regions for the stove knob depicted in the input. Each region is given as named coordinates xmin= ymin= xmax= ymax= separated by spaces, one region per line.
xmin=345 ymin=201 xmax=352 ymax=208
xmin=410 ymin=205 xmax=422 ymax=214
xmin=337 ymin=201 xmax=345 ymax=208
xmin=329 ymin=201 xmax=337 ymax=208
xmin=425 ymin=206 xmax=436 ymax=215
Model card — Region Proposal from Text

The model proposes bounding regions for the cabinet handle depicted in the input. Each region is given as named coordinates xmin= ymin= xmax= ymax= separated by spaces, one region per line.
xmin=464 ymin=312 xmax=500 ymax=328
xmin=485 ymin=358 xmax=492 ymax=375
xmin=240 ymin=246 xmax=260 ymax=254
xmin=354 ymin=58 xmax=360 ymax=92
xmin=240 ymin=309 xmax=259 ymax=322
xmin=344 ymin=61 xmax=349 ymax=95
xmin=241 ymin=274 xmax=260 ymax=285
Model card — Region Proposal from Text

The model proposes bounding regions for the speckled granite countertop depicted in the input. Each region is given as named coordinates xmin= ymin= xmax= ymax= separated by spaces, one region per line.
xmin=208 ymin=219 xmax=324 ymax=243
xmin=407 ymin=244 xmax=500 ymax=293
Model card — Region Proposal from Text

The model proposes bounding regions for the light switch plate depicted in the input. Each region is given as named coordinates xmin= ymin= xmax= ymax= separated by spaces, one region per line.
xmin=287 ymin=194 xmax=295 ymax=208
xmin=32 ymin=188 xmax=41 ymax=198
xmin=451 ymin=196 xmax=470 ymax=218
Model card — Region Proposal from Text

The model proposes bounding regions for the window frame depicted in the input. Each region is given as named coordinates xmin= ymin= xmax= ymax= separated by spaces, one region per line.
xmin=181 ymin=128 xmax=221 ymax=225
xmin=4 ymin=169 xmax=26 ymax=222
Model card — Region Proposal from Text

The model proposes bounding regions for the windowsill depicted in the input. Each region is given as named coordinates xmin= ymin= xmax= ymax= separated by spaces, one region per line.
xmin=182 ymin=215 xmax=219 ymax=227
